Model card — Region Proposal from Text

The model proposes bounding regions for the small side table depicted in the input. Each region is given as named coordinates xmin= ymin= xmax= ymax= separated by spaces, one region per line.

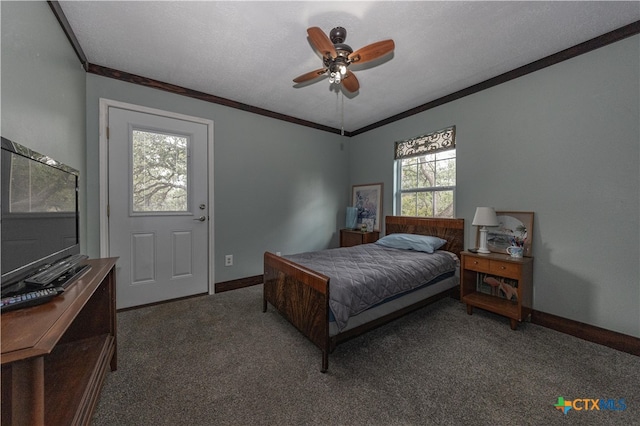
xmin=460 ymin=251 xmax=533 ymax=330
xmin=340 ymin=229 xmax=380 ymax=247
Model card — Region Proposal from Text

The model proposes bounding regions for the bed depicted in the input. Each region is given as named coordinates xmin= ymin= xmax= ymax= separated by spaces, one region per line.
xmin=263 ymin=216 xmax=464 ymax=372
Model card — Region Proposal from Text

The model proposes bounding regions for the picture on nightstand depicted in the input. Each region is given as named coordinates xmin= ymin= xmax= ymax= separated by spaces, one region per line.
xmin=475 ymin=211 xmax=534 ymax=256
xmin=477 ymin=273 xmax=518 ymax=301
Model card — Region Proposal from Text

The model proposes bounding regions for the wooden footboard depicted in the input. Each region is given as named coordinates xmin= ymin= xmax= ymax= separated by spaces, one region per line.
xmin=263 ymin=252 xmax=331 ymax=371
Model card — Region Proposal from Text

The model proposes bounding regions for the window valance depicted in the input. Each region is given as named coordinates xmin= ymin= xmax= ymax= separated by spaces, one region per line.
xmin=394 ymin=126 xmax=456 ymax=160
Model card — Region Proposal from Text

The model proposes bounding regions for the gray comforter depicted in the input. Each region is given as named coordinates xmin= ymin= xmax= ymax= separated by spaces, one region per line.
xmin=284 ymin=243 xmax=459 ymax=332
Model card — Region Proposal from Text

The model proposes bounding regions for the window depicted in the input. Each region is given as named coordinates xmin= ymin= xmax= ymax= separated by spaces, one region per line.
xmin=132 ymin=130 xmax=189 ymax=212
xmin=394 ymin=126 xmax=456 ymax=218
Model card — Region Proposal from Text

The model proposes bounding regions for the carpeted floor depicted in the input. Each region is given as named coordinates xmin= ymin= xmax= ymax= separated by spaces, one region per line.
xmin=91 ymin=285 xmax=638 ymax=425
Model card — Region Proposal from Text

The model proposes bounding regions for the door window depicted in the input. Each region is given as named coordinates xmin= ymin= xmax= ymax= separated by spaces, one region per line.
xmin=131 ymin=130 xmax=189 ymax=213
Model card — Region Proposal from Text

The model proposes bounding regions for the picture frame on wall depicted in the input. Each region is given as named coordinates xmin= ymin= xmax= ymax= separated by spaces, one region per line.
xmin=352 ymin=183 xmax=383 ymax=231
xmin=476 ymin=211 xmax=534 ymax=256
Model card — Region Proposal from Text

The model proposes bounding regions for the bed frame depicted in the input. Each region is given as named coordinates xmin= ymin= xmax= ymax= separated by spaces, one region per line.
xmin=263 ymin=216 xmax=464 ymax=372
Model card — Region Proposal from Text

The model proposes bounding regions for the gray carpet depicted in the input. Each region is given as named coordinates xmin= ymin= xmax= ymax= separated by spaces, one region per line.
xmin=92 ymin=285 xmax=638 ymax=426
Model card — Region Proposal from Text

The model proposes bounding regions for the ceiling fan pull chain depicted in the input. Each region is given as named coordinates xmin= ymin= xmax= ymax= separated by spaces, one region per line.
xmin=341 ymin=91 xmax=345 ymax=136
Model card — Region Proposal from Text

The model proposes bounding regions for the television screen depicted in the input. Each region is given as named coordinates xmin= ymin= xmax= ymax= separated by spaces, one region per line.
xmin=1 ymin=137 xmax=80 ymax=288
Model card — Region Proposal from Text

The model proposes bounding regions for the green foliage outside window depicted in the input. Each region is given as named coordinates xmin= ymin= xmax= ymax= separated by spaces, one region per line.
xmin=399 ymin=149 xmax=456 ymax=218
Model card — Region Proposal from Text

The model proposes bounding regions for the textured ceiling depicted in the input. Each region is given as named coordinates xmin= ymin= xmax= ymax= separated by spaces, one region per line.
xmin=58 ymin=1 xmax=640 ymax=132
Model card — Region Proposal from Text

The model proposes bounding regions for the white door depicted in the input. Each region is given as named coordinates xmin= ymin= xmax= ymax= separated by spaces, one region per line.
xmin=108 ymin=107 xmax=210 ymax=308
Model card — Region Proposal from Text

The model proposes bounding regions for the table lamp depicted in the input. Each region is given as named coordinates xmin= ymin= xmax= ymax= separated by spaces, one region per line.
xmin=472 ymin=207 xmax=499 ymax=254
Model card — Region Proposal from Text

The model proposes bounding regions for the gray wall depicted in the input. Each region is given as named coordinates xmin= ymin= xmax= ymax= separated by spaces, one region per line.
xmin=1 ymin=1 xmax=87 ymax=250
xmin=4 ymin=2 xmax=638 ymax=338
xmin=350 ymin=36 xmax=640 ymax=338
xmin=85 ymin=75 xmax=349 ymax=282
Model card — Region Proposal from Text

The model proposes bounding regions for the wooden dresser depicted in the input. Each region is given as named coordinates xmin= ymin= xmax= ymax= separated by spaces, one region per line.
xmin=1 ymin=258 xmax=118 ymax=426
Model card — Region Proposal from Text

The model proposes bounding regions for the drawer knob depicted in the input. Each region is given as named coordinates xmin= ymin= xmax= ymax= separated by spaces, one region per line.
xmin=500 ymin=266 xmax=506 ymax=270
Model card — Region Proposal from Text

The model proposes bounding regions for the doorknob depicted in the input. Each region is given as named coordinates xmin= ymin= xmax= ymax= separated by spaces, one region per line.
xmin=193 ymin=216 xmax=206 ymax=222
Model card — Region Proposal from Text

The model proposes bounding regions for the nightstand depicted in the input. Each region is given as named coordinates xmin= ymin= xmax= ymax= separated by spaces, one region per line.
xmin=340 ymin=229 xmax=380 ymax=247
xmin=460 ymin=251 xmax=533 ymax=330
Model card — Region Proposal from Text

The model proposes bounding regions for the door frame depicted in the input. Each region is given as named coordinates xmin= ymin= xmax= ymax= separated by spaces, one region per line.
xmin=98 ymin=98 xmax=215 ymax=295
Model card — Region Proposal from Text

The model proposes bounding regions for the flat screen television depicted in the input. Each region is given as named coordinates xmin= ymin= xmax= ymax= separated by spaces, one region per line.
xmin=1 ymin=137 xmax=80 ymax=291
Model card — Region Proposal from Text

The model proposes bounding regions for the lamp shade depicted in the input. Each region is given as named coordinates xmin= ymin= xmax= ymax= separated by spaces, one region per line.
xmin=472 ymin=207 xmax=499 ymax=227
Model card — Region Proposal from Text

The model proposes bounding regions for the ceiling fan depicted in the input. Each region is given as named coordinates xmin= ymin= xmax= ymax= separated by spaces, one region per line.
xmin=293 ymin=26 xmax=395 ymax=93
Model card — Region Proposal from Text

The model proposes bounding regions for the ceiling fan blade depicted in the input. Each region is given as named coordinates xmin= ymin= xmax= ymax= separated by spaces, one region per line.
xmin=307 ymin=27 xmax=337 ymax=58
xmin=348 ymin=39 xmax=395 ymax=65
xmin=342 ymin=70 xmax=360 ymax=93
xmin=293 ymin=68 xmax=328 ymax=83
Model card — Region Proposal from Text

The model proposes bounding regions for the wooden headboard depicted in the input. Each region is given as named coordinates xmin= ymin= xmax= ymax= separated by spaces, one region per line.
xmin=384 ymin=216 xmax=465 ymax=257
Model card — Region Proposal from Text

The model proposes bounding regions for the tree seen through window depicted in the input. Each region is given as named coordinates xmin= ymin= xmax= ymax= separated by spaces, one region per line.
xmin=132 ymin=130 xmax=189 ymax=212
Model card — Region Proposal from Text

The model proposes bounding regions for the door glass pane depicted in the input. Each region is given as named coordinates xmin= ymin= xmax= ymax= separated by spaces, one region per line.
xmin=132 ymin=130 xmax=189 ymax=212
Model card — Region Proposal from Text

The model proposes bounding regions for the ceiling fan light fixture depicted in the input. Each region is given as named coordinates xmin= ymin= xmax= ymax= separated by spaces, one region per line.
xmin=328 ymin=60 xmax=348 ymax=84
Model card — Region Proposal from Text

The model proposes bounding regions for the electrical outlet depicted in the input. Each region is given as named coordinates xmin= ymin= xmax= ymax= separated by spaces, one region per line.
xmin=225 ymin=254 xmax=233 ymax=266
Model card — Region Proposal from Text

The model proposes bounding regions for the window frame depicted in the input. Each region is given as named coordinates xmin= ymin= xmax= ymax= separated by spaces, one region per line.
xmin=393 ymin=126 xmax=456 ymax=218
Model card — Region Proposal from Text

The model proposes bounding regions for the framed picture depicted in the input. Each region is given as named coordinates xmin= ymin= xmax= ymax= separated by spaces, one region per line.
xmin=476 ymin=211 xmax=534 ymax=256
xmin=352 ymin=183 xmax=383 ymax=231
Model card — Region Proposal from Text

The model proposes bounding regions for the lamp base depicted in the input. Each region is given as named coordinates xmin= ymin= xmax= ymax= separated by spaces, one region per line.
xmin=477 ymin=227 xmax=491 ymax=254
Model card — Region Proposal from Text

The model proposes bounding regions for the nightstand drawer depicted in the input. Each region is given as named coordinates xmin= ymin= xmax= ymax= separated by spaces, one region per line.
xmin=489 ymin=260 xmax=521 ymax=279
xmin=463 ymin=256 xmax=490 ymax=272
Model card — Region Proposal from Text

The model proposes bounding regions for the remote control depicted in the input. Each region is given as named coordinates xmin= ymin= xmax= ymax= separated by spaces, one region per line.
xmin=0 ymin=287 xmax=63 ymax=313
